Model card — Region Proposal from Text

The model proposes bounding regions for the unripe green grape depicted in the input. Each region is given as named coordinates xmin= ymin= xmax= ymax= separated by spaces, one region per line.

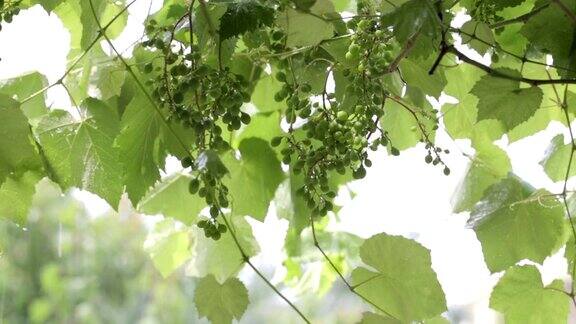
xmin=189 ymin=179 xmax=200 ymax=194
xmin=271 ymin=136 xmax=283 ymax=147
xmin=173 ymin=92 xmax=184 ymax=104
xmin=181 ymin=156 xmax=193 ymax=168
xmin=276 ymin=71 xmax=287 ymax=82
xmin=240 ymin=112 xmax=251 ymax=124
xmin=210 ymin=206 xmax=219 ymax=217
xmin=144 ymin=63 xmax=153 ymax=73
xmin=336 ymin=111 xmax=349 ymax=123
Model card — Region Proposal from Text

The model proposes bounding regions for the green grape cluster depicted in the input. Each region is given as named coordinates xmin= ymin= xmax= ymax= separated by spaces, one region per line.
xmin=181 ymin=150 xmax=231 ymax=239
xmin=143 ymin=20 xmax=253 ymax=239
xmin=0 ymin=0 xmax=21 ymax=32
xmin=197 ymin=218 xmax=227 ymax=240
xmin=268 ymin=16 xmax=451 ymax=216
xmin=269 ymin=68 xmax=386 ymax=216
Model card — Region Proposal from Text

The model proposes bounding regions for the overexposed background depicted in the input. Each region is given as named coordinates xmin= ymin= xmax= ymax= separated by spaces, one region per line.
xmin=0 ymin=2 xmax=573 ymax=323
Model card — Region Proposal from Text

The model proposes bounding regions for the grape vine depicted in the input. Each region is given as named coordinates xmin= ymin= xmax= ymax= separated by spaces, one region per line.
xmin=3 ymin=0 xmax=576 ymax=323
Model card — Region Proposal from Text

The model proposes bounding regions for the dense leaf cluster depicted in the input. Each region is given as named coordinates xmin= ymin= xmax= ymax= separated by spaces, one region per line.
xmin=2 ymin=0 xmax=576 ymax=322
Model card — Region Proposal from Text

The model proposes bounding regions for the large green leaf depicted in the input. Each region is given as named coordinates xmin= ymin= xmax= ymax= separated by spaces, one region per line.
xmin=223 ymin=138 xmax=284 ymax=221
xmin=471 ymin=68 xmax=543 ymax=130
xmin=194 ymin=275 xmax=249 ymax=324
xmin=187 ymin=216 xmax=259 ymax=282
xmin=490 ymin=265 xmax=570 ymax=324
xmin=0 ymin=94 xmax=43 ymax=186
xmin=138 ymin=173 xmax=206 ymax=225
xmin=36 ymin=98 xmax=123 ymax=208
xmin=351 ymin=233 xmax=447 ymax=322
xmin=468 ymin=175 xmax=567 ymax=272
xmin=521 ymin=0 xmax=576 ymax=78
xmin=116 ymin=94 xmax=165 ymax=206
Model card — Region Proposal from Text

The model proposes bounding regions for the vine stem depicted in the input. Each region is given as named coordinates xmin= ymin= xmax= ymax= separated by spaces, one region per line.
xmin=385 ymin=30 xmax=420 ymax=74
xmin=430 ymin=44 xmax=576 ymax=86
xmin=309 ymin=215 xmax=399 ymax=320
xmin=550 ymin=79 xmax=576 ymax=301
xmin=488 ymin=3 xmax=549 ymax=29
xmin=20 ymin=0 xmax=139 ymax=105
xmin=221 ymin=214 xmax=311 ymax=324
xmin=86 ymin=1 xmax=310 ymax=322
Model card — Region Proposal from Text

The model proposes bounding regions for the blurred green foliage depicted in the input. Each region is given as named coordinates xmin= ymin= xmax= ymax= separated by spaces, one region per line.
xmin=0 ymin=180 xmax=203 ymax=324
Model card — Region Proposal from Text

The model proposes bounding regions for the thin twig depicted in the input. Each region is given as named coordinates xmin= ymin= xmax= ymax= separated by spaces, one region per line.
xmin=431 ymin=45 xmax=576 ymax=86
xmin=309 ymin=215 xmax=399 ymax=320
xmin=19 ymin=0 xmax=139 ymax=104
xmin=489 ymin=3 xmax=549 ymax=29
xmin=385 ymin=30 xmax=420 ymax=74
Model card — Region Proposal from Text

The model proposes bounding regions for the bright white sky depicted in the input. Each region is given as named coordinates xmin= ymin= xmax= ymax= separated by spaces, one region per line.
xmin=0 ymin=2 xmax=573 ymax=323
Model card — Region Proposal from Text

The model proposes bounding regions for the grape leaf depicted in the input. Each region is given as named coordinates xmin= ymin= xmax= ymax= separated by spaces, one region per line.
xmin=442 ymin=64 xmax=484 ymax=139
xmin=144 ymin=219 xmax=192 ymax=278
xmin=79 ymin=0 xmax=127 ymax=50
xmin=380 ymin=95 xmax=436 ymax=151
xmin=0 ymin=171 xmax=42 ymax=225
xmin=234 ymin=112 xmax=283 ymax=148
xmin=0 ymin=72 xmax=48 ymax=123
xmin=187 ymin=216 xmax=259 ymax=282
xmin=276 ymin=0 xmax=335 ymax=47
xmin=384 ymin=0 xmax=440 ymax=57
xmin=251 ymin=73 xmax=285 ymax=112
xmin=540 ymin=134 xmax=576 ymax=182
xmin=0 ymin=94 xmax=43 ymax=186
xmin=223 ymin=138 xmax=284 ymax=221
xmin=490 ymin=265 xmax=570 ymax=324
xmin=25 ymin=0 xmax=62 ymax=12
xmin=461 ymin=20 xmax=495 ymax=55
xmin=399 ymin=58 xmax=446 ymax=98
xmin=116 ymin=94 xmax=165 ymax=206
xmin=468 ymin=175 xmax=567 ymax=272
xmin=94 ymin=61 xmax=126 ymax=100
xmin=521 ymin=0 xmax=576 ymax=78
xmin=138 ymin=173 xmax=206 ymax=225
xmin=36 ymin=99 xmax=123 ymax=208
xmin=351 ymin=233 xmax=447 ymax=322
xmin=194 ymin=275 xmax=249 ymax=324
xmin=219 ymin=0 xmax=274 ymax=40
xmin=452 ymin=130 xmax=511 ymax=213
xmin=471 ymin=68 xmax=543 ymax=130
